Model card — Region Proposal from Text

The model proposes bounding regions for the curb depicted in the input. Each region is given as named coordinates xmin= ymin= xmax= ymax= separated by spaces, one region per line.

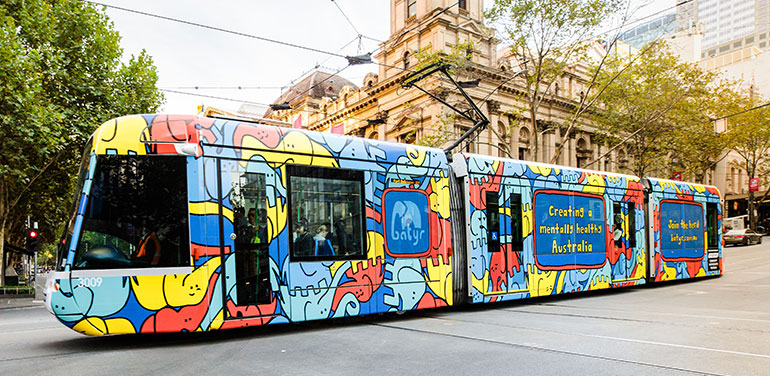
xmin=0 ymin=298 xmax=43 ymax=311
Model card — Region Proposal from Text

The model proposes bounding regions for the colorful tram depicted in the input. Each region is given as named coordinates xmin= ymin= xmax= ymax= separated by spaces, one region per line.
xmin=44 ymin=115 xmax=723 ymax=335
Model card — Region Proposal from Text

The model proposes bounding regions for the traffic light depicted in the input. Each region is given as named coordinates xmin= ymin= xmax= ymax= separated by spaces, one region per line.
xmin=25 ymin=228 xmax=40 ymax=253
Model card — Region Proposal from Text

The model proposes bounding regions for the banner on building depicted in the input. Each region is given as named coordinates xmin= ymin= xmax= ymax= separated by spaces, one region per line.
xmin=293 ymin=114 xmax=302 ymax=129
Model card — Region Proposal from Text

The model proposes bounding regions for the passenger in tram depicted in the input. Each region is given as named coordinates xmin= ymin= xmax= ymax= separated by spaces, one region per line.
xmin=293 ymin=218 xmax=314 ymax=257
xmin=245 ymin=208 xmax=257 ymax=242
xmin=313 ymin=225 xmax=334 ymax=257
xmin=256 ymin=208 xmax=268 ymax=244
xmin=333 ymin=220 xmax=352 ymax=255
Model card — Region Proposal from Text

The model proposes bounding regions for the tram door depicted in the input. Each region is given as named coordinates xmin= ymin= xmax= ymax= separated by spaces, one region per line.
xmin=486 ymin=187 xmax=526 ymax=295
xmin=218 ymin=159 xmax=273 ymax=317
xmin=611 ymin=197 xmax=638 ymax=282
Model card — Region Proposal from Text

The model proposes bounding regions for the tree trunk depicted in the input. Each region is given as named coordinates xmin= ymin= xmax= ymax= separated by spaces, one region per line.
xmin=1 ymin=180 xmax=5 ymax=286
xmin=0 ymin=224 xmax=5 ymax=286
xmin=529 ymin=106 xmax=539 ymax=162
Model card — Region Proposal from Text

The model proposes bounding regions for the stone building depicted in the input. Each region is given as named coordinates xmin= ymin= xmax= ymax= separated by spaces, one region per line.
xmin=265 ymin=0 xmax=627 ymax=171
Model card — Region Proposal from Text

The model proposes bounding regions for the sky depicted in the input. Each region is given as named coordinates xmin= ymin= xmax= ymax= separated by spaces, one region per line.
xmin=96 ymin=0 xmax=675 ymax=116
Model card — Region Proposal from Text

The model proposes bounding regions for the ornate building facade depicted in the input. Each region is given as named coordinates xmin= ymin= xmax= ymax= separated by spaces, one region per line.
xmin=265 ymin=0 xmax=627 ymax=171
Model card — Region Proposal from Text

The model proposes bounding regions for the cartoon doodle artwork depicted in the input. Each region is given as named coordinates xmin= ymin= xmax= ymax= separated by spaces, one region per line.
xmin=646 ymin=178 xmax=722 ymax=282
xmin=47 ymin=115 xmax=452 ymax=335
xmin=44 ymin=115 xmax=720 ymax=336
xmin=465 ymin=155 xmax=648 ymax=303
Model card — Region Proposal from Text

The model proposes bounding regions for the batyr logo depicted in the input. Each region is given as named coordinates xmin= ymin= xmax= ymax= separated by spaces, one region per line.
xmin=384 ymin=190 xmax=429 ymax=256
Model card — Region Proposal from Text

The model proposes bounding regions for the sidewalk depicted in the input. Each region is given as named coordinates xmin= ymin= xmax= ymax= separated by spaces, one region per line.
xmin=0 ymin=297 xmax=43 ymax=310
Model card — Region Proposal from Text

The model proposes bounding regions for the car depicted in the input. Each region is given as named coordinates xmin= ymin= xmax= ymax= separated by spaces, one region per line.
xmin=724 ymin=229 xmax=763 ymax=246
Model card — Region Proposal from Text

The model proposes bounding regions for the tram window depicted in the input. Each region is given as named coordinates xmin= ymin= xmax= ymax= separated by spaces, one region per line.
xmin=613 ymin=201 xmax=623 ymax=248
xmin=288 ymin=165 xmax=366 ymax=261
xmin=73 ymin=155 xmax=190 ymax=269
xmin=511 ymin=193 xmax=523 ymax=251
xmin=487 ymin=191 xmax=500 ymax=253
xmin=627 ymin=201 xmax=636 ymax=248
xmin=707 ymin=202 xmax=718 ymax=249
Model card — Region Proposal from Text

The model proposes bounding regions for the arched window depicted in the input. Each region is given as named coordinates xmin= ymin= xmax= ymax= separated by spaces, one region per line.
xmin=497 ymin=121 xmax=508 ymax=157
xmin=403 ymin=51 xmax=411 ymax=70
xmin=518 ymin=127 xmax=530 ymax=160
xmin=730 ymin=167 xmax=736 ymax=192
xmin=576 ymin=138 xmax=588 ymax=169
xmin=554 ymin=83 xmax=560 ymax=97
xmin=617 ymin=150 xmax=627 ymax=170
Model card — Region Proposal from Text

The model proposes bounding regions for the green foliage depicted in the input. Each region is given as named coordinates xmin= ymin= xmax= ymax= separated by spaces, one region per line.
xmin=0 ymin=0 xmax=164 ymax=282
xmin=589 ymin=41 xmax=722 ymax=177
xmin=486 ymin=0 xmax=626 ymax=161
xmin=416 ymin=113 xmax=456 ymax=148
xmin=0 ymin=286 xmax=34 ymax=292
xmin=412 ymin=41 xmax=475 ymax=75
xmin=37 ymin=242 xmax=58 ymax=268
xmin=724 ymin=94 xmax=770 ymax=229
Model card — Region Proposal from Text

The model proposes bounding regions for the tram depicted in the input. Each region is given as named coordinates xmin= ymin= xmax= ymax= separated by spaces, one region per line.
xmin=44 ymin=114 xmax=723 ymax=335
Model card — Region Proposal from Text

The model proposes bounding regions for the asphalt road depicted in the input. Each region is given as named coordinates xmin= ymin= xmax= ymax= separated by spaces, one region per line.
xmin=1 ymin=242 xmax=769 ymax=376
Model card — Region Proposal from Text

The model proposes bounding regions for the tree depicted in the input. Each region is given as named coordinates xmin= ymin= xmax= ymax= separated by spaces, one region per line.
xmin=486 ymin=0 xmax=627 ymax=162
xmin=667 ymin=81 xmax=737 ymax=183
xmin=0 ymin=0 xmax=164 ymax=285
xmin=724 ymin=97 xmax=770 ymax=231
xmin=589 ymin=41 xmax=719 ymax=177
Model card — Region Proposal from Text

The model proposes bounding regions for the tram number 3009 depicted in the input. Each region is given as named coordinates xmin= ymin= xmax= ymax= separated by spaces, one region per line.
xmin=76 ymin=277 xmax=104 ymax=288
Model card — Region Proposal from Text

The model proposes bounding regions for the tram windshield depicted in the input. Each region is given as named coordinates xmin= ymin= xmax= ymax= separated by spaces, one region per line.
xmin=71 ymin=155 xmax=190 ymax=269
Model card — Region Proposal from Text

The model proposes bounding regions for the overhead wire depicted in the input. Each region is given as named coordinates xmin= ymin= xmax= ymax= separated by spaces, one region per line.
xmin=82 ymin=0 xmax=349 ymax=59
xmin=84 ymin=0 xmax=471 ymax=93
xmin=81 ymin=0 xmax=420 ymax=111
xmin=158 ymin=87 xmax=415 ymax=130
xmin=82 ymin=0 xmax=697 ymax=145
xmin=160 ymin=86 xmax=285 ymax=90
xmin=330 ymin=0 xmax=362 ymax=39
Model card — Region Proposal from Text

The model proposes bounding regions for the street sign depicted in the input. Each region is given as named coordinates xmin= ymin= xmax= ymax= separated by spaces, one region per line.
xmin=750 ymin=178 xmax=759 ymax=192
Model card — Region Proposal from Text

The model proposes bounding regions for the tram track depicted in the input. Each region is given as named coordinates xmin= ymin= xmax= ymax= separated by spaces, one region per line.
xmin=531 ymin=302 xmax=770 ymax=324
xmin=496 ymin=307 xmax=770 ymax=335
xmin=369 ymin=320 xmax=726 ymax=376
xmin=420 ymin=314 xmax=770 ymax=360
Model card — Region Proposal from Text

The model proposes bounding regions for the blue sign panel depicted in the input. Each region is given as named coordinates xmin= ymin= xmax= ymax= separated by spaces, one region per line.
xmin=383 ymin=189 xmax=430 ymax=256
xmin=534 ymin=191 xmax=606 ymax=269
xmin=660 ymin=201 xmax=704 ymax=260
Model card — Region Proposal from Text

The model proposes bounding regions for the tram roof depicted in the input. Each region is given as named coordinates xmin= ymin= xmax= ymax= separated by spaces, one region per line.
xmin=644 ymin=176 xmax=721 ymax=198
xmin=88 ymin=114 xmax=449 ymax=167
xmin=457 ymin=153 xmax=642 ymax=181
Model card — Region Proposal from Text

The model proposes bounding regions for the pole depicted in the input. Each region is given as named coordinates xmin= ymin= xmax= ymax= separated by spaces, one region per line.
xmin=32 ymin=221 xmax=37 ymax=281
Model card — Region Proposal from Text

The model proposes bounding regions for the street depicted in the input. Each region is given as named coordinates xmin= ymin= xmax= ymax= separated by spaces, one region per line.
xmin=1 ymin=243 xmax=769 ymax=376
